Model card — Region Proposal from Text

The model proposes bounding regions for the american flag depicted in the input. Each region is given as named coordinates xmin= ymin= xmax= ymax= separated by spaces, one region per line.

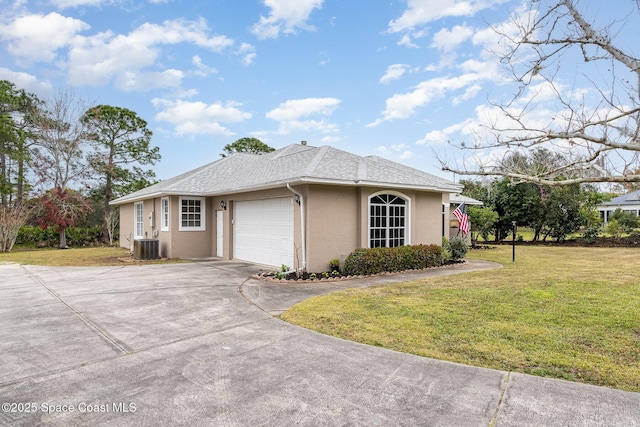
xmin=452 ymin=202 xmax=470 ymax=235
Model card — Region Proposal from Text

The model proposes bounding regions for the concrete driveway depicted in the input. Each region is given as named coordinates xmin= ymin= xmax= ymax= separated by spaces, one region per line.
xmin=1 ymin=260 xmax=639 ymax=426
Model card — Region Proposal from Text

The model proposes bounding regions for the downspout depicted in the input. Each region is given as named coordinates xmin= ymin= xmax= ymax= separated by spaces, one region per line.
xmin=286 ymin=183 xmax=307 ymax=272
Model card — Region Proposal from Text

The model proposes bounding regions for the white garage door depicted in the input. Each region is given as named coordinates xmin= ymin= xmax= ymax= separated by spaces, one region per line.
xmin=233 ymin=197 xmax=294 ymax=268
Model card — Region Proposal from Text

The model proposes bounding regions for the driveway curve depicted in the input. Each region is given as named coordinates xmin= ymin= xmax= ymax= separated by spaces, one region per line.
xmin=1 ymin=260 xmax=638 ymax=426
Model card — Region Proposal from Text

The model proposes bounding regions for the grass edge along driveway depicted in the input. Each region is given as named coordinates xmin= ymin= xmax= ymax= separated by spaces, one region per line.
xmin=280 ymin=246 xmax=640 ymax=392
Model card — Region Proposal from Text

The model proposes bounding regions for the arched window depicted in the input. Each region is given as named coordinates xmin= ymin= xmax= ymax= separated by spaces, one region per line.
xmin=369 ymin=193 xmax=409 ymax=248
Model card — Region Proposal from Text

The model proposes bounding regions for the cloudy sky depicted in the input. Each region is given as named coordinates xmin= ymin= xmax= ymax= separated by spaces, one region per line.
xmin=0 ymin=0 xmax=634 ymax=181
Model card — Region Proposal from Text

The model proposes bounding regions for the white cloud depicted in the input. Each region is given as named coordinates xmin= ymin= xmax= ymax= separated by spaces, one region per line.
xmin=388 ymin=0 xmax=508 ymax=33
xmin=376 ymin=144 xmax=414 ymax=160
xmin=251 ymin=0 xmax=323 ymax=39
xmin=380 ymin=64 xmax=407 ymax=84
xmin=66 ymin=18 xmax=234 ymax=88
xmin=192 ymin=55 xmax=218 ymax=76
xmin=51 ymin=0 xmax=107 ymax=8
xmin=0 ymin=12 xmax=242 ymax=91
xmin=115 ymin=69 xmax=184 ymax=92
xmin=267 ymin=97 xmax=340 ymax=121
xmin=369 ymin=74 xmax=484 ymax=126
xmin=0 ymin=12 xmax=89 ymax=63
xmin=431 ymin=24 xmax=474 ymax=52
xmin=0 ymin=67 xmax=53 ymax=95
xmin=266 ymin=97 xmax=340 ymax=134
xmin=152 ymin=98 xmax=252 ymax=137
xmin=236 ymin=43 xmax=256 ymax=66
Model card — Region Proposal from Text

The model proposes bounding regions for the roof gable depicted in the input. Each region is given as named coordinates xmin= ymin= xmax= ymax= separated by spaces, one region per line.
xmin=111 ymin=144 xmax=461 ymax=204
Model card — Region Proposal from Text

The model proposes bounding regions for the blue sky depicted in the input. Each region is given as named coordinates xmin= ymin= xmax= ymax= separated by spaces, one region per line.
xmin=0 ymin=0 xmax=634 ymax=182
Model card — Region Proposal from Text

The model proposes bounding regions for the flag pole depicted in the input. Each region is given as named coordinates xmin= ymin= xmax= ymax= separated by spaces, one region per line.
xmin=512 ymin=221 xmax=516 ymax=262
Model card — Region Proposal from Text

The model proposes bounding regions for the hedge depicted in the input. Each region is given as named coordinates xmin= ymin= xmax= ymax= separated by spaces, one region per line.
xmin=16 ymin=225 xmax=104 ymax=247
xmin=342 ymin=244 xmax=444 ymax=276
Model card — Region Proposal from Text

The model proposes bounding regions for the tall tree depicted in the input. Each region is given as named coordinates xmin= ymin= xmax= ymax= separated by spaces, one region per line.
xmin=221 ymin=137 xmax=275 ymax=157
xmin=0 ymin=81 xmax=40 ymax=251
xmin=0 ymin=80 xmax=40 ymax=205
xmin=441 ymin=0 xmax=640 ymax=186
xmin=31 ymin=90 xmax=92 ymax=248
xmin=82 ymin=105 xmax=159 ymax=243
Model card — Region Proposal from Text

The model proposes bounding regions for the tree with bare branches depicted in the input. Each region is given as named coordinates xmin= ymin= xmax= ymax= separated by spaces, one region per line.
xmin=441 ymin=0 xmax=640 ymax=186
xmin=31 ymin=90 xmax=93 ymax=248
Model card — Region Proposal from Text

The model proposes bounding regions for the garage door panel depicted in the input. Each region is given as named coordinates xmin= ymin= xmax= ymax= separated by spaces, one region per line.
xmin=233 ymin=198 xmax=294 ymax=268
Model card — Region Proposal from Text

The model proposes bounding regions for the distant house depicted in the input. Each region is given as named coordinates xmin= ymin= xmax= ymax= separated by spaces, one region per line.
xmin=597 ymin=190 xmax=640 ymax=224
xmin=111 ymin=143 xmax=462 ymax=272
xmin=449 ymin=194 xmax=483 ymax=239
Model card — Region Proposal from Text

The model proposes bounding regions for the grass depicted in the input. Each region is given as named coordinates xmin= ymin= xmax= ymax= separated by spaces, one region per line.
xmin=0 ymin=246 xmax=185 ymax=266
xmin=280 ymin=246 xmax=640 ymax=392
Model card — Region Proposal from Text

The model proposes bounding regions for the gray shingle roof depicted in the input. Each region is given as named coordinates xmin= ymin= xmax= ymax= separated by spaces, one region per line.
xmin=602 ymin=190 xmax=640 ymax=206
xmin=111 ymin=144 xmax=461 ymax=204
xmin=450 ymin=194 xmax=483 ymax=206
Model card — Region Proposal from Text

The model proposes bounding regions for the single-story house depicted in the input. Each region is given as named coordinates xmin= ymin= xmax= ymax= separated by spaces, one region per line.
xmin=111 ymin=142 xmax=462 ymax=272
xmin=597 ymin=190 xmax=640 ymax=223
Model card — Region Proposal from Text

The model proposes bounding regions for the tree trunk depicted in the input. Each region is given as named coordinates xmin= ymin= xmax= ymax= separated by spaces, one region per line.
xmin=102 ymin=156 xmax=114 ymax=244
xmin=16 ymin=156 xmax=24 ymax=205
xmin=59 ymin=227 xmax=68 ymax=249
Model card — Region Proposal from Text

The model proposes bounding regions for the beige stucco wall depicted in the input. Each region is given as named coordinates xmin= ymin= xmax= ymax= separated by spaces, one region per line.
xmin=117 ymin=185 xmax=449 ymax=268
xmin=118 ymin=203 xmax=134 ymax=251
xmin=163 ymin=196 xmax=212 ymax=259
xmin=305 ymin=185 xmax=360 ymax=272
xmin=413 ymin=191 xmax=447 ymax=245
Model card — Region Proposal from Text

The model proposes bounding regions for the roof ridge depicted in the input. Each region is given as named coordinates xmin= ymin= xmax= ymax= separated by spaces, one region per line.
xmin=269 ymin=144 xmax=312 ymax=160
xmin=303 ymin=145 xmax=330 ymax=176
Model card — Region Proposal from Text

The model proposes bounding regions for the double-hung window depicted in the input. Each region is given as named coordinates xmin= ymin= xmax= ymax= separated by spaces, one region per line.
xmin=161 ymin=197 xmax=169 ymax=231
xmin=369 ymin=193 xmax=408 ymax=248
xmin=179 ymin=197 xmax=206 ymax=231
xmin=134 ymin=202 xmax=144 ymax=239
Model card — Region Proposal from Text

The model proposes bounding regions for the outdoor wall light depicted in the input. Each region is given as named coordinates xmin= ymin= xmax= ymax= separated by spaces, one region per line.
xmin=294 ymin=194 xmax=301 ymax=205
xmin=220 ymin=200 xmax=227 ymax=210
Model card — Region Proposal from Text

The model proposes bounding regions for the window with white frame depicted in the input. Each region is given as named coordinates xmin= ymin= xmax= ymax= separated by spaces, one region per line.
xmin=179 ymin=197 xmax=205 ymax=231
xmin=369 ymin=193 xmax=408 ymax=248
xmin=161 ymin=197 xmax=169 ymax=231
xmin=134 ymin=202 xmax=144 ymax=239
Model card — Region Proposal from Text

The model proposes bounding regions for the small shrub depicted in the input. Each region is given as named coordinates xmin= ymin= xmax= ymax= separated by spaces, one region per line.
xmin=329 ymin=258 xmax=340 ymax=271
xmin=343 ymin=245 xmax=443 ymax=276
xmin=444 ymin=236 xmax=469 ymax=261
xmin=582 ymin=226 xmax=600 ymax=244
xmin=606 ymin=219 xmax=622 ymax=238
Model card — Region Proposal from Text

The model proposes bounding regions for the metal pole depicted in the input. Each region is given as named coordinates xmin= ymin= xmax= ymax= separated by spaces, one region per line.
xmin=512 ymin=221 xmax=516 ymax=262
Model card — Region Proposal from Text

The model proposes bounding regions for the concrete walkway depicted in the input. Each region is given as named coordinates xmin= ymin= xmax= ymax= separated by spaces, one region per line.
xmin=0 ymin=260 xmax=638 ymax=426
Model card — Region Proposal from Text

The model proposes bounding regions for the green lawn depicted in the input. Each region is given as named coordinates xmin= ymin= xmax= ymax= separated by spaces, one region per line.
xmin=0 ymin=246 xmax=184 ymax=266
xmin=280 ymin=246 xmax=640 ymax=392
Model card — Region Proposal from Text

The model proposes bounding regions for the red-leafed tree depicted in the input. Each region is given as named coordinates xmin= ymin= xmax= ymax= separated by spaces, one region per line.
xmin=35 ymin=187 xmax=90 ymax=249
xmin=31 ymin=90 xmax=93 ymax=248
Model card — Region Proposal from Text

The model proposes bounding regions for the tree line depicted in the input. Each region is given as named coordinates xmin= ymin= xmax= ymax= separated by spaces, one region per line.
xmin=462 ymin=149 xmax=638 ymax=244
xmin=0 ymin=80 xmax=160 ymax=251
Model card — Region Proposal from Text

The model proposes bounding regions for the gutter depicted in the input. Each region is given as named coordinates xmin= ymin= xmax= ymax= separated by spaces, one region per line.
xmin=286 ymin=183 xmax=307 ymax=273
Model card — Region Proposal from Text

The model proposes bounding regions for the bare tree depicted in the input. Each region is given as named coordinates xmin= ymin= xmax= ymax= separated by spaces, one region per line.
xmin=31 ymin=90 xmax=93 ymax=248
xmin=32 ymin=89 xmax=92 ymax=190
xmin=441 ymin=0 xmax=640 ymax=186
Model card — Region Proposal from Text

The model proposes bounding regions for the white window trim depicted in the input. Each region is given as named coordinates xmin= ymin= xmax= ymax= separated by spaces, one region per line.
xmin=367 ymin=190 xmax=411 ymax=248
xmin=160 ymin=197 xmax=169 ymax=232
xmin=134 ymin=201 xmax=144 ymax=239
xmin=179 ymin=197 xmax=206 ymax=231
